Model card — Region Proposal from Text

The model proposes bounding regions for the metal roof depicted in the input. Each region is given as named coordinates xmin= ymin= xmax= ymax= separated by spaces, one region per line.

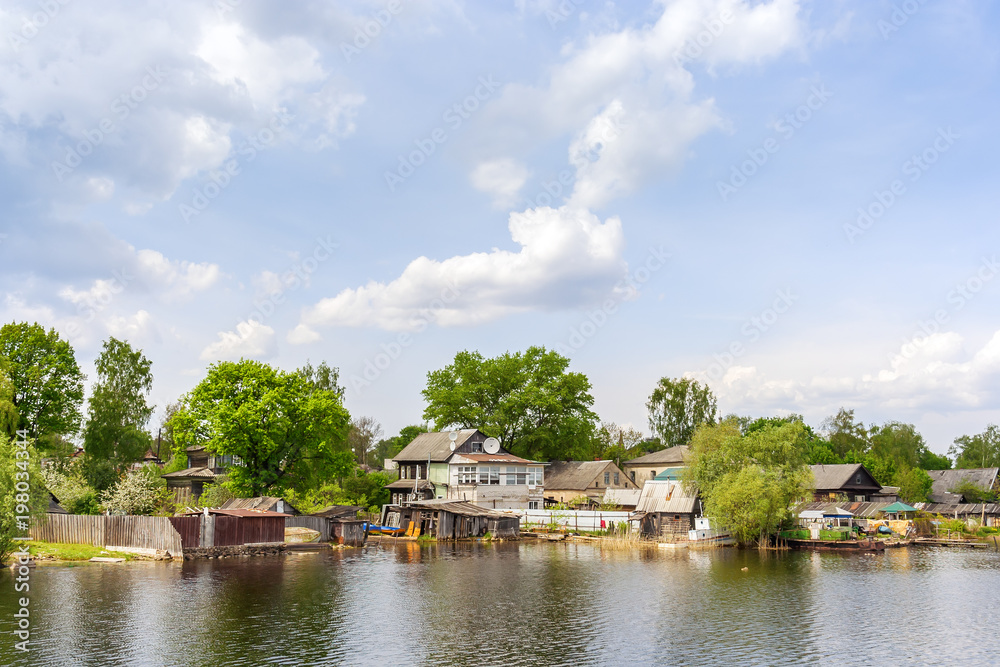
xmin=181 ymin=508 xmax=290 ymax=517
xmin=310 ymin=505 xmax=365 ymax=519
xmin=915 ymin=502 xmax=1000 ymax=515
xmin=634 ymin=480 xmax=698 ymax=514
xmin=385 ymin=479 xmax=435 ymax=491
xmin=544 ymin=460 xmax=616 ymax=490
xmin=926 ymin=468 xmax=999 ymax=503
xmin=809 ymin=464 xmax=880 ymax=490
xmin=393 ymin=429 xmax=482 ymax=462
xmin=161 ymin=466 xmax=217 ymax=479
xmin=623 ymin=446 xmax=689 ymax=467
xmin=219 ymin=496 xmax=299 ymax=514
xmin=653 ymin=467 xmax=686 ymax=481
xmin=603 ymin=488 xmax=641 ymax=506
xmin=456 ymin=453 xmax=535 ymax=465
xmin=407 ymin=499 xmax=511 ymax=519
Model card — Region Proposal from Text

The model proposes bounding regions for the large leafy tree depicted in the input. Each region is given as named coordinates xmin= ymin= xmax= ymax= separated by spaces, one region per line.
xmin=0 ymin=365 xmax=18 ymax=439
xmin=587 ymin=421 xmax=646 ymax=467
xmin=821 ymin=408 xmax=869 ymax=459
xmin=422 ymin=347 xmax=598 ymax=461
xmin=82 ymin=338 xmax=155 ymax=489
xmin=347 ymin=416 xmax=383 ymax=467
xmin=646 ymin=377 xmax=718 ymax=448
xmin=174 ymin=359 xmax=351 ymax=497
xmin=0 ymin=322 xmax=85 ymax=448
xmin=949 ymin=424 xmax=1000 ymax=469
xmin=371 ymin=424 xmax=429 ymax=466
xmin=0 ymin=433 xmax=48 ymax=564
xmin=685 ymin=419 xmax=814 ymax=546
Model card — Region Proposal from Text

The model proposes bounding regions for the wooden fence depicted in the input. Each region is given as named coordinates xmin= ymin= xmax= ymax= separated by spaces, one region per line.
xmin=31 ymin=514 xmax=184 ymax=555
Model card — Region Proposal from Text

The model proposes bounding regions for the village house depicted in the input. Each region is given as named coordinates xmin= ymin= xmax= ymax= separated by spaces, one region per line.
xmin=543 ymin=460 xmax=637 ymax=507
xmin=388 ymin=429 xmax=545 ymax=510
xmin=621 ymin=446 xmax=689 ymax=486
xmin=925 ymin=468 xmax=999 ymax=503
xmin=631 ymin=478 xmax=699 ymax=541
xmin=218 ymin=496 xmax=300 ymax=515
xmin=380 ymin=499 xmax=520 ymax=539
xmin=161 ymin=444 xmax=239 ymax=504
xmin=809 ymin=463 xmax=882 ymax=502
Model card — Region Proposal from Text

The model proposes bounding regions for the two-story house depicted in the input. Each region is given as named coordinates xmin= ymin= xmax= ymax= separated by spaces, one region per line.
xmin=387 ymin=429 xmax=545 ymax=510
xmin=161 ymin=445 xmax=239 ymax=504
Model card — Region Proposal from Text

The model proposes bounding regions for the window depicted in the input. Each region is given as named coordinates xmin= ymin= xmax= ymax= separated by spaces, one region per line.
xmin=651 ymin=470 xmax=656 ymax=478
xmin=855 ymin=474 xmax=862 ymax=484
xmin=457 ymin=466 xmax=476 ymax=484
xmin=630 ymin=471 xmax=635 ymax=482
xmin=471 ymin=441 xmax=484 ymax=453
xmin=528 ymin=501 xmax=539 ymax=510
xmin=529 ymin=467 xmax=543 ymax=486
xmin=478 ymin=466 xmax=500 ymax=485
xmin=614 ymin=472 xmax=620 ymax=485
xmin=504 ymin=466 xmax=528 ymax=485
xmin=604 ymin=472 xmax=610 ymax=485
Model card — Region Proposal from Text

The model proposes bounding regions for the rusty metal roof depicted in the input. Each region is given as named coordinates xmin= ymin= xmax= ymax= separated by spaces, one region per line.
xmin=219 ymin=496 xmax=299 ymax=514
xmin=456 ymin=453 xmax=535 ymax=465
xmin=181 ymin=508 xmax=290 ymax=517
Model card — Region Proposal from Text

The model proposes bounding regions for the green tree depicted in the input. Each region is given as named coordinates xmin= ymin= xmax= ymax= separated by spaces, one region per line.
xmin=99 ymin=465 xmax=170 ymax=515
xmin=919 ymin=449 xmax=951 ymax=471
xmin=347 ymin=416 xmax=383 ymax=467
xmin=895 ymin=466 xmax=933 ymax=504
xmin=821 ymin=408 xmax=869 ymax=459
xmin=173 ymin=359 xmax=351 ymax=497
xmin=948 ymin=478 xmax=996 ymax=503
xmin=82 ymin=338 xmax=155 ymax=490
xmin=869 ymin=421 xmax=928 ymax=469
xmin=298 ymin=359 xmax=344 ymax=397
xmin=371 ymin=424 xmax=429 ymax=466
xmin=646 ymin=377 xmax=718 ymax=448
xmin=422 ymin=347 xmax=598 ymax=461
xmin=949 ymin=425 xmax=1000 ymax=469
xmin=0 ymin=322 xmax=85 ymax=449
xmin=685 ymin=419 xmax=814 ymax=547
xmin=0 ymin=364 xmax=18 ymax=439
xmin=588 ymin=421 xmax=646 ymax=467
xmin=0 ymin=433 xmax=48 ymax=564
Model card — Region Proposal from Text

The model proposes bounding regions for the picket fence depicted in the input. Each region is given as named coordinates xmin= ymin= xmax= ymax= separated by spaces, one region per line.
xmin=30 ymin=514 xmax=184 ymax=556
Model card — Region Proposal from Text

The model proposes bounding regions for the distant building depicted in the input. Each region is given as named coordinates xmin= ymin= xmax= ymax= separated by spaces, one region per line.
xmin=925 ymin=468 xmax=999 ymax=503
xmin=809 ymin=464 xmax=882 ymax=502
xmin=161 ymin=445 xmax=238 ymax=504
xmin=388 ymin=429 xmax=545 ymax=510
xmin=621 ymin=446 xmax=689 ymax=486
xmin=543 ymin=460 xmax=637 ymax=506
xmin=218 ymin=496 xmax=300 ymax=515
xmin=602 ymin=487 xmax=641 ymax=511
xmin=631 ymin=479 xmax=699 ymax=541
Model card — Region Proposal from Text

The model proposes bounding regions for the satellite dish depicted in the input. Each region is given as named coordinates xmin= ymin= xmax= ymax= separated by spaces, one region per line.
xmin=449 ymin=430 xmax=458 ymax=451
xmin=449 ymin=441 xmax=456 ymax=451
xmin=483 ymin=437 xmax=500 ymax=454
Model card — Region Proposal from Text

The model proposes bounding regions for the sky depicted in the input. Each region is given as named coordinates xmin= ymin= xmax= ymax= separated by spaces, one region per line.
xmin=1 ymin=0 xmax=998 ymax=454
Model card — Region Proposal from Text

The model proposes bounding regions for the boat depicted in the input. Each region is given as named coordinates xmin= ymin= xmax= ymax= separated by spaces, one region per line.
xmin=785 ymin=537 xmax=886 ymax=552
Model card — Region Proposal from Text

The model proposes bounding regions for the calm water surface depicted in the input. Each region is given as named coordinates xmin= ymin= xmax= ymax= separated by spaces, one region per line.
xmin=1 ymin=542 xmax=998 ymax=666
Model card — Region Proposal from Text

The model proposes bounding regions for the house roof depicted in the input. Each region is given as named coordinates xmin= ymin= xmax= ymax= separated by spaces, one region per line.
xmin=161 ymin=466 xmax=218 ymax=480
xmin=393 ymin=429 xmax=482 ymax=462
xmin=653 ymin=467 xmax=686 ymax=481
xmin=926 ymin=468 xmax=999 ymax=503
xmin=809 ymin=464 xmax=880 ymax=491
xmin=544 ymin=460 xmax=614 ymax=490
xmin=634 ymin=480 xmax=698 ymax=514
xmin=311 ymin=505 xmax=365 ymax=519
xmin=407 ymin=499 xmax=512 ymax=519
xmin=882 ymin=501 xmax=917 ymax=513
xmin=623 ymin=446 xmax=689 ymax=467
xmin=48 ymin=492 xmax=67 ymax=514
xmin=384 ymin=479 xmax=435 ymax=491
xmin=603 ymin=488 xmax=641 ymax=507
xmin=454 ymin=453 xmax=534 ymax=465
xmin=219 ymin=496 xmax=299 ymax=514
xmin=180 ymin=508 xmax=290 ymax=517
xmin=185 ymin=445 xmax=206 ymax=453
xmin=915 ymin=502 xmax=1000 ymax=515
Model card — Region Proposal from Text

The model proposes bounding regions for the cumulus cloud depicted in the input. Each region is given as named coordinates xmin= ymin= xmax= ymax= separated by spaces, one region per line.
xmin=106 ymin=309 xmax=160 ymax=344
xmin=200 ymin=319 xmax=277 ymax=361
xmin=301 ymin=205 xmax=626 ymax=332
xmin=287 ymin=323 xmax=321 ymax=345
xmin=470 ymin=158 xmax=530 ymax=209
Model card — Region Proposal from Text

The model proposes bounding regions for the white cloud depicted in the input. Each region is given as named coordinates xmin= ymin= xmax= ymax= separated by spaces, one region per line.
xmin=287 ymin=323 xmax=321 ymax=345
xmin=470 ymin=158 xmax=530 ymax=209
xmin=106 ymin=309 xmax=160 ymax=343
xmin=301 ymin=204 xmax=626 ymax=331
xmin=135 ymin=249 xmax=222 ymax=300
xmin=200 ymin=319 xmax=277 ymax=361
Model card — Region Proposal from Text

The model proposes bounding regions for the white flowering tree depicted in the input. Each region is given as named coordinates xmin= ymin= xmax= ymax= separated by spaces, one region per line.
xmin=99 ymin=466 xmax=168 ymax=516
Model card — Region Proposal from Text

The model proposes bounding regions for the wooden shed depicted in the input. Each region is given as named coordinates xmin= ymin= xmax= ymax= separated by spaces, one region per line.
xmin=177 ymin=508 xmax=289 ymax=546
xmin=631 ymin=480 xmax=699 ymax=541
xmin=381 ymin=499 xmax=520 ymax=539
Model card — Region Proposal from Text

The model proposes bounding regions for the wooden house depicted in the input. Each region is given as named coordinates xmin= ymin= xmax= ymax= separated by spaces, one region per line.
xmin=925 ymin=468 xmax=999 ymax=503
xmin=631 ymin=479 xmax=699 ymax=540
xmin=543 ymin=460 xmax=637 ymax=506
xmin=219 ymin=496 xmax=300 ymax=515
xmin=809 ymin=464 xmax=882 ymax=502
xmin=380 ymin=499 xmax=520 ymax=539
xmin=621 ymin=446 xmax=689 ymax=486
xmin=161 ymin=445 xmax=239 ymax=504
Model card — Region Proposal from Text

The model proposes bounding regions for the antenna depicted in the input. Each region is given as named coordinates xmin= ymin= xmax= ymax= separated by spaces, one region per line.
xmin=449 ymin=431 xmax=458 ymax=451
xmin=483 ymin=437 xmax=500 ymax=454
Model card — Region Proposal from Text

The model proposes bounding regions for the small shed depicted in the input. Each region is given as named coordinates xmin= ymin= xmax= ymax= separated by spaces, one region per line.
xmin=631 ymin=480 xmax=699 ymax=540
xmin=179 ymin=508 xmax=289 ymax=546
xmin=381 ymin=499 xmax=519 ymax=539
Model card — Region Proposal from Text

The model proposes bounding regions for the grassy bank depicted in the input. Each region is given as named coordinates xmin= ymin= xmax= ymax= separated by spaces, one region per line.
xmin=28 ymin=541 xmax=136 ymax=562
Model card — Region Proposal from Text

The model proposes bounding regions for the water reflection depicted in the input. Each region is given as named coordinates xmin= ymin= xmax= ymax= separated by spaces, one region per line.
xmin=0 ymin=544 xmax=998 ymax=666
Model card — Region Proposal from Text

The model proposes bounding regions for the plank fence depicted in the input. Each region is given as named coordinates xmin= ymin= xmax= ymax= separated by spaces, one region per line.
xmin=285 ymin=516 xmax=330 ymax=542
xmin=31 ymin=514 xmax=184 ymax=555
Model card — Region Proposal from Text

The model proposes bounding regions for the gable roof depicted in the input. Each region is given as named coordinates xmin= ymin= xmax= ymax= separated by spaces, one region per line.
xmin=219 ymin=496 xmax=299 ymax=515
xmin=926 ymin=468 xmax=999 ymax=503
xmin=809 ymin=464 xmax=880 ymax=491
xmin=623 ymin=446 xmax=689 ymax=467
xmin=162 ymin=466 xmax=218 ymax=480
xmin=394 ymin=429 xmax=483 ymax=462
xmin=634 ymin=480 xmax=698 ymax=514
xmin=603 ymin=487 xmax=641 ymax=507
xmin=544 ymin=460 xmax=616 ymax=490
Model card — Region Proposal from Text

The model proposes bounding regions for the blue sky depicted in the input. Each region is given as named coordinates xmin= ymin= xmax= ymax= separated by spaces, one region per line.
xmin=2 ymin=0 xmax=998 ymax=453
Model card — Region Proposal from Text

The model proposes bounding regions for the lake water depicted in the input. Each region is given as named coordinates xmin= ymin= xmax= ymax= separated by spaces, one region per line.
xmin=1 ymin=542 xmax=998 ymax=666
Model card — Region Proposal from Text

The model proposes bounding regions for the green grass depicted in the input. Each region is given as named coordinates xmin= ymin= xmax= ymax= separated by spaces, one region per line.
xmin=28 ymin=541 xmax=135 ymax=562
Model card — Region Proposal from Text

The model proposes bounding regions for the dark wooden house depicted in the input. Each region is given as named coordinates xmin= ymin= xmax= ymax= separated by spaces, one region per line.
xmin=631 ymin=479 xmax=699 ymax=541
xmin=380 ymin=499 xmax=520 ymax=539
xmin=809 ymin=464 xmax=882 ymax=502
xmin=162 ymin=445 xmax=238 ymax=504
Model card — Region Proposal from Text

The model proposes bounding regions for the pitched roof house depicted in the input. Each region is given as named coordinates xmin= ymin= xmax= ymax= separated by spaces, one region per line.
xmin=809 ymin=464 xmax=882 ymax=502
xmin=543 ymin=460 xmax=637 ymax=506
xmin=631 ymin=479 xmax=700 ymax=540
xmin=621 ymin=446 xmax=689 ymax=486
xmin=926 ymin=468 xmax=999 ymax=503
xmin=161 ymin=445 xmax=238 ymax=504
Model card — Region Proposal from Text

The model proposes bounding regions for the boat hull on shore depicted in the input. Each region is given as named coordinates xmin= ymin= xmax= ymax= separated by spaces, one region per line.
xmin=786 ymin=538 xmax=885 ymax=552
